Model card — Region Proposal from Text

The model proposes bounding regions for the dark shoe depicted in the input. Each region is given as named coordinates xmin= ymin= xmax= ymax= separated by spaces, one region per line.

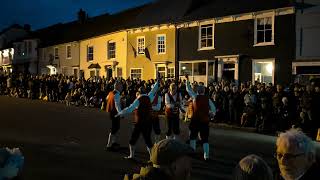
xmin=124 ymin=156 xmax=134 ymax=160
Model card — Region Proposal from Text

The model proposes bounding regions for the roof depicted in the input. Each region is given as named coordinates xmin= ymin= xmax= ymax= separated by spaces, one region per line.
xmin=180 ymin=0 xmax=294 ymax=23
xmin=0 ymin=24 xmax=24 ymax=35
xmin=35 ymin=4 xmax=149 ymax=48
xmin=129 ymin=0 xmax=294 ymax=28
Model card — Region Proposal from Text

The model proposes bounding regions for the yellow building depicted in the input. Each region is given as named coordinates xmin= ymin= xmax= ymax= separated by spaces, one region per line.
xmin=126 ymin=24 xmax=176 ymax=80
xmin=80 ymin=31 xmax=128 ymax=80
xmin=39 ymin=41 xmax=80 ymax=77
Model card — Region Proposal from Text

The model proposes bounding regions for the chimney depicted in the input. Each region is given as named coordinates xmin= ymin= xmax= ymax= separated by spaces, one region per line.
xmin=23 ymin=24 xmax=31 ymax=31
xmin=78 ymin=8 xmax=87 ymax=24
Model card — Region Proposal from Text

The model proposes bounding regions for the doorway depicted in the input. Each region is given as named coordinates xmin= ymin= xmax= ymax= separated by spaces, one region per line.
xmin=222 ymin=63 xmax=235 ymax=82
xmin=107 ymin=67 xmax=112 ymax=80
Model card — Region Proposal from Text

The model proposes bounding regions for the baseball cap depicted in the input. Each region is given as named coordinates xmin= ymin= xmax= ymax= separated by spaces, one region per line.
xmin=150 ymin=139 xmax=195 ymax=167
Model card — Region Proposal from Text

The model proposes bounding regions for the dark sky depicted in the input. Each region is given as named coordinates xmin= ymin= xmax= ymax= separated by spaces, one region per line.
xmin=0 ymin=0 xmax=153 ymax=31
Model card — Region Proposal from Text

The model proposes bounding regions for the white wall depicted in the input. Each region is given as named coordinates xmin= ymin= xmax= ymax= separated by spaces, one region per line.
xmin=296 ymin=1 xmax=320 ymax=60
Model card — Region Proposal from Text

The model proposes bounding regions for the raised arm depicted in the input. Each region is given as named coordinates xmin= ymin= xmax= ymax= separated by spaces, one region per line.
xmin=185 ymin=75 xmax=196 ymax=99
xmin=116 ymin=97 xmax=140 ymax=117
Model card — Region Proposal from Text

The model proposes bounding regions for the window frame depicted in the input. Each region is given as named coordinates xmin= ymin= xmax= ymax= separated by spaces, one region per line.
xmin=130 ymin=68 xmax=143 ymax=79
xmin=156 ymin=34 xmax=166 ymax=54
xmin=252 ymin=58 xmax=275 ymax=84
xmin=198 ymin=22 xmax=215 ymax=50
xmin=87 ymin=46 xmax=94 ymax=62
xmin=66 ymin=44 xmax=72 ymax=59
xmin=254 ymin=14 xmax=275 ymax=46
xmin=54 ymin=47 xmax=59 ymax=60
xmin=137 ymin=36 xmax=145 ymax=55
xmin=107 ymin=41 xmax=116 ymax=59
xmin=167 ymin=67 xmax=175 ymax=79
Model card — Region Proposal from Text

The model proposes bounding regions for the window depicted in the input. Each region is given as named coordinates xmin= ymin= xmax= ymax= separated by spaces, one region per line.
xmin=87 ymin=46 xmax=94 ymax=61
xmin=108 ymin=42 xmax=116 ymax=59
xmin=131 ymin=68 xmax=142 ymax=79
xmin=208 ymin=62 xmax=215 ymax=76
xmin=255 ymin=16 xmax=274 ymax=45
xmin=137 ymin=37 xmax=145 ymax=55
xmin=180 ymin=63 xmax=192 ymax=75
xmin=90 ymin=70 xmax=95 ymax=77
xmin=157 ymin=66 xmax=166 ymax=78
xmin=28 ymin=41 xmax=32 ymax=55
xmin=157 ymin=35 xmax=166 ymax=54
xmin=66 ymin=45 xmax=72 ymax=59
xmin=199 ymin=24 xmax=214 ymax=49
xmin=193 ymin=62 xmax=206 ymax=75
xmin=90 ymin=69 xmax=99 ymax=77
xmin=168 ymin=68 xmax=175 ymax=78
xmin=117 ymin=67 xmax=122 ymax=77
xmin=23 ymin=41 xmax=27 ymax=56
xmin=54 ymin=47 xmax=59 ymax=59
xmin=17 ymin=44 xmax=22 ymax=56
xmin=252 ymin=60 xmax=274 ymax=84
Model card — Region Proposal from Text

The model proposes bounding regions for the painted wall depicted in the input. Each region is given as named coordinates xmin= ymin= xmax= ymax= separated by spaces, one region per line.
xmin=79 ymin=31 xmax=127 ymax=80
xmin=296 ymin=2 xmax=320 ymax=60
xmin=178 ymin=14 xmax=295 ymax=85
xmin=39 ymin=41 xmax=80 ymax=76
xmin=127 ymin=27 xmax=176 ymax=80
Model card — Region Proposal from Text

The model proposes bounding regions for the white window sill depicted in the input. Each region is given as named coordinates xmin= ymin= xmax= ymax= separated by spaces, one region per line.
xmin=66 ymin=57 xmax=72 ymax=59
xmin=198 ymin=47 xmax=215 ymax=51
xmin=137 ymin=53 xmax=145 ymax=56
xmin=253 ymin=42 xmax=275 ymax=47
xmin=157 ymin=52 xmax=166 ymax=55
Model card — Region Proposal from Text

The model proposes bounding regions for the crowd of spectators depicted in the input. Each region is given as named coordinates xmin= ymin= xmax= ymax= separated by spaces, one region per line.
xmin=0 ymin=72 xmax=319 ymax=139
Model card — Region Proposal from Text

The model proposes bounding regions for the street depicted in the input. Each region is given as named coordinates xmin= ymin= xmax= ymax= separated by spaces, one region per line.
xmin=0 ymin=96 xmax=319 ymax=180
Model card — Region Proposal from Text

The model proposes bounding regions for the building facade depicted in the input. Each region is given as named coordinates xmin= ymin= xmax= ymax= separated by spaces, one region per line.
xmin=38 ymin=41 xmax=80 ymax=77
xmin=178 ymin=6 xmax=295 ymax=85
xmin=79 ymin=31 xmax=127 ymax=80
xmin=12 ymin=39 xmax=38 ymax=74
xmin=126 ymin=25 xmax=176 ymax=80
xmin=293 ymin=0 xmax=320 ymax=84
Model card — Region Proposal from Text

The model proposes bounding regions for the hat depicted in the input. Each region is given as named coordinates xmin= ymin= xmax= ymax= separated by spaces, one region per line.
xmin=150 ymin=139 xmax=195 ymax=167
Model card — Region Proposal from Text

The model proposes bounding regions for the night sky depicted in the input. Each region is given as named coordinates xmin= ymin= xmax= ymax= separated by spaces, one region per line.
xmin=0 ymin=0 xmax=153 ymax=31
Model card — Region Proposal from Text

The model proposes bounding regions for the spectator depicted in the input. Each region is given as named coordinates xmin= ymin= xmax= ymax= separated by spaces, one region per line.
xmin=123 ymin=139 xmax=194 ymax=180
xmin=275 ymin=128 xmax=319 ymax=180
xmin=233 ymin=154 xmax=273 ymax=180
xmin=0 ymin=147 xmax=24 ymax=180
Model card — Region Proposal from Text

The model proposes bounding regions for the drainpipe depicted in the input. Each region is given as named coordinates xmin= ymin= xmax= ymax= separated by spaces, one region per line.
xmin=175 ymin=24 xmax=179 ymax=84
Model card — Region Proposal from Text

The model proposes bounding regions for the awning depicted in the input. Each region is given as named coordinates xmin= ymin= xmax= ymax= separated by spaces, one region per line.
xmin=88 ymin=63 xmax=101 ymax=69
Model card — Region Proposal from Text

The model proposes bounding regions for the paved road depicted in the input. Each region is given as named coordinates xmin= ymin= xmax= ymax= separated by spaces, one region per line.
xmin=0 ymin=96 xmax=319 ymax=180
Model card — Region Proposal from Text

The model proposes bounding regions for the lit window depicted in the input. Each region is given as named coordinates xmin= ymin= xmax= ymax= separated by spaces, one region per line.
xmin=108 ymin=42 xmax=116 ymax=59
xmin=54 ymin=47 xmax=59 ymax=59
xmin=168 ymin=68 xmax=175 ymax=79
xmin=253 ymin=61 xmax=274 ymax=84
xmin=137 ymin=37 xmax=145 ymax=55
xmin=131 ymin=69 xmax=142 ymax=79
xmin=87 ymin=46 xmax=94 ymax=61
xmin=180 ymin=63 xmax=192 ymax=75
xmin=157 ymin=35 xmax=166 ymax=54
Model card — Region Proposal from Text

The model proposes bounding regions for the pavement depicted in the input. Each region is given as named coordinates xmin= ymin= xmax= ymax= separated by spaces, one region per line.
xmin=0 ymin=96 xmax=319 ymax=180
